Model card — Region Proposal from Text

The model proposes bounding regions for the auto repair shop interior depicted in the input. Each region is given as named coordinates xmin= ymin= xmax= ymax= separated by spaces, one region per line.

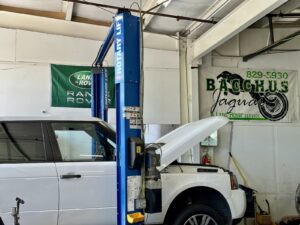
xmin=0 ymin=1 xmax=299 ymax=225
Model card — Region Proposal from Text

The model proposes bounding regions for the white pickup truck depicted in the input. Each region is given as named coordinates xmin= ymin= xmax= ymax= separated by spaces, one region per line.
xmin=0 ymin=116 xmax=246 ymax=225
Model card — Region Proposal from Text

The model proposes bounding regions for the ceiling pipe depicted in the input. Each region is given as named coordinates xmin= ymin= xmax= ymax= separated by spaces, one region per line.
xmin=192 ymin=0 xmax=288 ymax=61
xmin=269 ymin=12 xmax=300 ymax=17
xmin=64 ymin=0 xmax=217 ymax=24
xmin=182 ymin=0 xmax=241 ymax=37
xmin=243 ymin=30 xmax=300 ymax=61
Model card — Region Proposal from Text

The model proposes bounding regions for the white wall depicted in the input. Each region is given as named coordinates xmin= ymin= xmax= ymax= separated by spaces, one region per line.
xmin=200 ymin=28 xmax=300 ymax=221
xmin=0 ymin=28 xmax=180 ymax=125
xmin=0 ymin=10 xmax=178 ymax=51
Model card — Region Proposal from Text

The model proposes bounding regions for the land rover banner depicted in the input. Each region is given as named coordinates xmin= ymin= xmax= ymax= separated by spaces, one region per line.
xmin=51 ymin=64 xmax=115 ymax=108
xmin=200 ymin=67 xmax=299 ymax=122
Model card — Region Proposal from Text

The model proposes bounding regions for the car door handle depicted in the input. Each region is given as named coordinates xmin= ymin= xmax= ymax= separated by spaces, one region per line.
xmin=60 ymin=174 xmax=82 ymax=179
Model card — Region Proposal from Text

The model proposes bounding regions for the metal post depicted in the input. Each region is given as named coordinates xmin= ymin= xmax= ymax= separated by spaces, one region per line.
xmin=100 ymin=68 xmax=108 ymax=121
xmin=91 ymin=73 xmax=101 ymax=118
xmin=91 ymin=68 xmax=108 ymax=121
xmin=114 ymin=12 xmax=143 ymax=225
xmin=268 ymin=16 xmax=275 ymax=44
xmin=91 ymin=23 xmax=114 ymax=121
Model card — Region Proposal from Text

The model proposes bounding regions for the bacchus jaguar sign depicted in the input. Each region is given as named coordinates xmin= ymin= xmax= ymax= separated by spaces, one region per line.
xmin=200 ymin=67 xmax=299 ymax=122
xmin=51 ymin=64 xmax=115 ymax=108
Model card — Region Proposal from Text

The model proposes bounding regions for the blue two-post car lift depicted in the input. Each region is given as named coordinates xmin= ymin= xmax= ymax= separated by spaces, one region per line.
xmin=92 ymin=10 xmax=144 ymax=225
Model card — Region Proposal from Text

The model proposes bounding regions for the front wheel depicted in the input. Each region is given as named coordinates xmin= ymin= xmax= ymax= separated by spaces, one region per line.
xmin=172 ymin=204 xmax=226 ymax=225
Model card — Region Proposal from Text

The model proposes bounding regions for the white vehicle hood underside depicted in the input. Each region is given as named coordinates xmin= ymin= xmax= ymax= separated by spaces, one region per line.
xmin=155 ymin=116 xmax=229 ymax=171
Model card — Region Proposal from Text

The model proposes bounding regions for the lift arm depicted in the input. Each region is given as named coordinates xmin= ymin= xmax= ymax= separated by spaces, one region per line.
xmin=91 ymin=24 xmax=114 ymax=121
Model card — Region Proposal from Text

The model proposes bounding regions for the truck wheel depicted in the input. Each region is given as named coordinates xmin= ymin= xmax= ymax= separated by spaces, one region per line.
xmin=172 ymin=204 xmax=225 ymax=225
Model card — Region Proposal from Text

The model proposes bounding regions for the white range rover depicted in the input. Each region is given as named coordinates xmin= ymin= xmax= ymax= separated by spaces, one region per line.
xmin=0 ymin=116 xmax=246 ymax=225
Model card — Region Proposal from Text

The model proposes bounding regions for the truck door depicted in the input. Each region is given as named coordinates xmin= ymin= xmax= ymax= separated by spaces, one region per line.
xmin=0 ymin=122 xmax=59 ymax=225
xmin=48 ymin=121 xmax=117 ymax=225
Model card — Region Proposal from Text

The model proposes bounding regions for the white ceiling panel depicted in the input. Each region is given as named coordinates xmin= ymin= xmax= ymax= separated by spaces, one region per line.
xmin=146 ymin=0 xmax=217 ymax=35
xmin=0 ymin=0 xmax=62 ymax=12
xmin=74 ymin=3 xmax=115 ymax=22
xmin=74 ymin=0 xmax=146 ymax=22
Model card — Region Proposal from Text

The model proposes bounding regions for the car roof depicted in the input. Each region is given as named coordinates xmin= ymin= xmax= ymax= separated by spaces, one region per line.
xmin=0 ymin=116 xmax=103 ymax=122
xmin=0 ymin=116 xmax=116 ymax=135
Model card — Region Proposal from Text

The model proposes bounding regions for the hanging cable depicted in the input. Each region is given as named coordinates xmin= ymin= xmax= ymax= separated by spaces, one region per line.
xmin=64 ymin=0 xmax=217 ymax=24
xmin=142 ymin=0 xmax=170 ymax=16
xmin=130 ymin=1 xmax=141 ymax=10
xmin=81 ymin=0 xmax=115 ymax=15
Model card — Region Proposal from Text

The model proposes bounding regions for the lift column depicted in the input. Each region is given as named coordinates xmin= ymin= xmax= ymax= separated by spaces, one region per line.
xmin=114 ymin=12 xmax=144 ymax=225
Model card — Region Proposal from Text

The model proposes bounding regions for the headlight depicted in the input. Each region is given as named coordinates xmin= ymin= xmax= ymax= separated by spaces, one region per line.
xmin=230 ymin=173 xmax=239 ymax=190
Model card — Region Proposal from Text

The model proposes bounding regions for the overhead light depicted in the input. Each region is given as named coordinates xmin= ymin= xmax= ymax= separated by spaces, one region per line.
xmin=156 ymin=0 xmax=172 ymax=8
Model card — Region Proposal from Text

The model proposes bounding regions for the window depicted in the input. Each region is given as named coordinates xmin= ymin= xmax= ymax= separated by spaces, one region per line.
xmin=0 ymin=122 xmax=47 ymax=162
xmin=51 ymin=122 xmax=115 ymax=162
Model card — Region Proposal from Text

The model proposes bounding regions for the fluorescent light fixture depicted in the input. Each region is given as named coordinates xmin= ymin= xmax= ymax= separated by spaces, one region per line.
xmin=156 ymin=0 xmax=172 ymax=8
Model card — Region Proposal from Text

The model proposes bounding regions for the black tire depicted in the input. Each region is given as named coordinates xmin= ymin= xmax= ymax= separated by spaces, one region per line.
xmin=232 ymin=218 xmax=243 ymax=225
xmin=172 ymin=204 xmax=226 ymax=225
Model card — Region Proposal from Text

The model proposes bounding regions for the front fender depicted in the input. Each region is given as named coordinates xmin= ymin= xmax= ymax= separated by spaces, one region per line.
xmin=145 ymin=172 xmax=233 ymax=224
xmin=162 ymin=173 xmax=232 ymax=208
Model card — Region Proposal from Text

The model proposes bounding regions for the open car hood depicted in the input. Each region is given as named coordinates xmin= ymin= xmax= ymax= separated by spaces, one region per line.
xmin=155 ymin=116 xmax=229 ymax=171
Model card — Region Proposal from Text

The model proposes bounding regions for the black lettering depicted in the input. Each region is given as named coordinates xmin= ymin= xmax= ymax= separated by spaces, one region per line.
xmin=269 ymin=80 xmax=277 ymax=92
xmin=210 ymin=89 xmax=221 ymax=113
xmin=243 ymin=80 xmax=252 ymax=92
xmin=255 ymin=80 xmax=264 ymax=93
xmin=220 ymin=79 xmax=228 ymax=92
xmin=207 ymin=79 xmax=215 ymax=91
xmin=227 ymin=99 xmax=236 ymax=113
xmin=281 ymin=81 xmax=288 ymax=93
xmin=231 ymin=79 xmax=240 ymax=94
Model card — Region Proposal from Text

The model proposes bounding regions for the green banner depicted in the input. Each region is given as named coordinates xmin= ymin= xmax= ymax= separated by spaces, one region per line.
xmin=51 ymin=64 xmax=115 ymax=108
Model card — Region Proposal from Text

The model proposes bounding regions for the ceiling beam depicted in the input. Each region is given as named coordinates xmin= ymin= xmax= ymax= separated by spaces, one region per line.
xmin=182 ymin=0 xmax=240 ymax=37
xmin=64 ymin=2 xmax=74 ymax=21
xmin=193 ymin=0 xmax=288 ymax=61
xmin=253 ymin=0 xmax=300 ymax=27
xmin=0 ymin=4 xmax=110 ymax=27
xmin=72 ymin=16 xmax=111 ymax=26
xmin=273 ymin=20 xmax=300 ymax=27
xmin=0 ymin=4 xmax=65 ymax=19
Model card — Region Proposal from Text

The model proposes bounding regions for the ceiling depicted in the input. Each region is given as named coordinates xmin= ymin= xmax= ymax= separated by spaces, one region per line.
xmin=0 ymin=0 xmax=241 ymax=37
xmin=0 ymin=0 xmax=298 ymax=39
xmin=145 ymin=0 xmax=217 ymax=34
xmin=253 ymin=0 xmax=300 ymax=28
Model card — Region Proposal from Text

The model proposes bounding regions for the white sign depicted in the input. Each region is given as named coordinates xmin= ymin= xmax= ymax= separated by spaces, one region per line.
xmin=127 ymin=176 xmax=142 ymax=212
xmin=200 ymin=67 xmax=299 ymax=122
xmin=124 ymin=107 xmax=142 ymax=129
